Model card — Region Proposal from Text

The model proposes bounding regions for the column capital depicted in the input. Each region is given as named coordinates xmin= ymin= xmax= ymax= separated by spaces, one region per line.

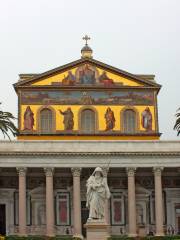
xmin=71 ymin=168 xmax=81 ymax=177
xmin=153 ymin=167 xmax=164 ymax=176
xmin=44 ymin=167 xmax=54 ymax=177
xmin=126 ymin=167 xmax=136 ymax=177
xmin=16 ymin=167 xmax=27 ymax=176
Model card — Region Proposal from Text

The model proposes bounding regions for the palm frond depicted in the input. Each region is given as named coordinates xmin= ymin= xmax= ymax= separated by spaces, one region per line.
xmin=0 ymin=108 xmax=18 ymax=140
xmin=174 ymin=108 xmax=180 ymax=136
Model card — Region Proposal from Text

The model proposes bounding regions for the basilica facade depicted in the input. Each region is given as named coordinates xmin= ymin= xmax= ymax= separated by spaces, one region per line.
xmin=0 ymin=39 xmax=180 ymax=238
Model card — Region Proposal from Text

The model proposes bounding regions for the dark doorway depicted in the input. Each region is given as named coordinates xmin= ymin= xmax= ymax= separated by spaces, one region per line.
xmin=81 ymin=201 xmax=89 ymax=238
xmin=0 ymin=204 xmax=6 ymax=235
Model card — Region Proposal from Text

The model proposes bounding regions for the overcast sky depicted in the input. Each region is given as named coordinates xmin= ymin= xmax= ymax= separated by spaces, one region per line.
xmin=0 ymin=0 xmax=179 ymax=140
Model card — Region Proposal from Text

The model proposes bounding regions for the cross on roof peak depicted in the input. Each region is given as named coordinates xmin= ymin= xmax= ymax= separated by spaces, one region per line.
xmin=83 ymin=35 xmax=90 ymax=45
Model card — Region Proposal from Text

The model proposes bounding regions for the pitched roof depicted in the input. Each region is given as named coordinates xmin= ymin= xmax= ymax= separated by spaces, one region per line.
xmin=14 ymin=57 xmax=161 ymax=88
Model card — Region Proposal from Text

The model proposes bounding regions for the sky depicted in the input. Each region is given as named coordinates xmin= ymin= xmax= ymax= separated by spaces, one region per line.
xmin=0 ymin=0 xmax=179 ymax=140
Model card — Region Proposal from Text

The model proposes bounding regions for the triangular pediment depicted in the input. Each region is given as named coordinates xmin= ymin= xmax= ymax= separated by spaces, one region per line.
xmin=136 ymin=183 xmax=151 ymax=195
xmin=14 ymin=58 xmax=161 ymax=89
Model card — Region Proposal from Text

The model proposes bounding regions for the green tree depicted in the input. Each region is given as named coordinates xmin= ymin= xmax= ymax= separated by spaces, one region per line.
xmin=0 ymin=103 xmax=18 ymax=139
xmin=174 ymin=108 xmax=180 ymax=136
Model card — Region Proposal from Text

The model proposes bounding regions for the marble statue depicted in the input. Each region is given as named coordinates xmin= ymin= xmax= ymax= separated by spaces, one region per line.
xmin=86 ymin=167 xmax=111 ymax=220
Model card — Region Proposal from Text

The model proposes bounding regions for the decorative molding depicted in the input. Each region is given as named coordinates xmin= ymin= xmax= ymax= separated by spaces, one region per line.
xmin=44 ymin=167 xmax=54 ymax=177
xmin=153 ymin=167 xmax=164 ymax=176
xmin=16 ymin=167 xmax=27 ymax=176
xmin=126 ymin=167 xmax=136 ymax=177
xmin=71 ymin=167 xmax=81 ymax=177
xmin=1 ymin=151 xmax=180 ymax=157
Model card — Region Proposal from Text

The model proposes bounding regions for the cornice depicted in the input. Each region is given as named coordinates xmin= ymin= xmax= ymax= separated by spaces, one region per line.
xmin=0 ymin=151 xmax=180 ymax=157
xmin=15 ymin=85 xmax=160 ymax=90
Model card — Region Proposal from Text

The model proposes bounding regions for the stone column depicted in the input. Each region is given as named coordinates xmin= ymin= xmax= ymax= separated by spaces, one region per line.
xmin=102 ymin=167 xmax=110 ymax=224
xmin=153 ymin=167 xmax=164 ymax=236
xmin=71 ymin=168 xmax=82 ymax=239
xmin=44 ymin=167 xmax=55 ymax=237
xmin=126 ymin=167 xmax=137 ymax=237
xmin=17 ymin=167 xmax=27 ymax=236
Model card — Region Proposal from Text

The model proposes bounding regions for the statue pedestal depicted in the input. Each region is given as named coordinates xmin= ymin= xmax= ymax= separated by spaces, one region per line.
xmin=84 ymin=219 xmax=110 ymax=240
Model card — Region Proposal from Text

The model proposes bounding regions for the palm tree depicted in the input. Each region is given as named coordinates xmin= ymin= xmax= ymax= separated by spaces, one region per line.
xmin=0 ymin=103 xmax=18 ymax=139
xmin=174 ymin=108 xmax=180 ymax=136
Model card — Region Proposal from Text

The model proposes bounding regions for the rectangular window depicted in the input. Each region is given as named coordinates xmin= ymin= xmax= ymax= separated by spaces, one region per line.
xmin=55 ymin=192 xmax=70 ymax=226
xmin=110 ymin=193 xmax=125 ymax=225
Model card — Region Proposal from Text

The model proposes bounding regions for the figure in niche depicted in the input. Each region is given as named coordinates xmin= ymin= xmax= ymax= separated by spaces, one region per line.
xmin=99 ymin=71 xmax=114 ymax=87
xmin=86 ymin=167 xmax=111 ymax=219
xmin=104 ymin=107 xmax=115 ymax=131
xmin=141 ymin=107 xmax=152 ymax=131
xmin=81 ymin=92 xmax=94 ymax=105
xmin=37 ymin=204 xmax=46 ymax=225
xmin=23 ymin=106 xmax=34 ymax=131
xmin=62 ymin=71 xmax=76 ymax=86
xmin=79 ymin=64 xmax=96 ymax=84
xmin=59 ymin=107 xmax=74 ymax=130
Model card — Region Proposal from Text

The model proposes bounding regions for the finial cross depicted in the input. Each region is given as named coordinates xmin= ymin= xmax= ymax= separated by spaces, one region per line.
xmin=83 ymin=35 xmax=90 ymax=45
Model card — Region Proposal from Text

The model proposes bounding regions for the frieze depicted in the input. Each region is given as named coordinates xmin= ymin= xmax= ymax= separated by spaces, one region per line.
xmin=21 ymin=89 xmax=154 ymax=106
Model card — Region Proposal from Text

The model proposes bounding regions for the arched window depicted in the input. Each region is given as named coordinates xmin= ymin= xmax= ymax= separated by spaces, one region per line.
xmin=81 ymin=109 xmax=96 ymax=133
xmin=123 ymin=109 xmax=136 ymax=133
xmin=40 ymin=108 xmax=53 ymax=133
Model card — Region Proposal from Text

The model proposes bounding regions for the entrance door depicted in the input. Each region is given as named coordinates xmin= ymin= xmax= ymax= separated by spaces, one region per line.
xmin=0 ymin=204 xmax=6 ymax=235
xmin=81 ymin=201 xmax=89 ymax=238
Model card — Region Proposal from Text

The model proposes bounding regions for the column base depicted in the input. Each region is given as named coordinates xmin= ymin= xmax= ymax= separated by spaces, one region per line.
xmin=46 ymin=229 xmax=55 ymax=237
xmin=128 ymin=233 xmax=137 ymax=237
xmin=73 ymin=234 xmax=83 ymax=239
xmin=155 ymin=233 xmax=164 ymax=236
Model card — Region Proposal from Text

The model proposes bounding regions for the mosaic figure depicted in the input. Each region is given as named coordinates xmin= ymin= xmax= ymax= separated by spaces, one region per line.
xmin=23 ymin=106 xmax=34 ymax=131
xmin=62 ymin=71 xmax=76 ymax=85
xmin=99 ymin=71 xmax=114 ymax=86
xmin=104 ymin=107 xmax=115 ymax=131
xmin=59 ymin=107 xmax=74 ymax=130
xmin=141 ymin=107 xmax=152 ymax=131
xmin=79 ymin=64 xmax=96 ymax=84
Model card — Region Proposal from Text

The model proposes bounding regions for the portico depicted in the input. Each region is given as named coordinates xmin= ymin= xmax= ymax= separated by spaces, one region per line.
xmin=0 ymin=140 xmax=180 ymax=237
